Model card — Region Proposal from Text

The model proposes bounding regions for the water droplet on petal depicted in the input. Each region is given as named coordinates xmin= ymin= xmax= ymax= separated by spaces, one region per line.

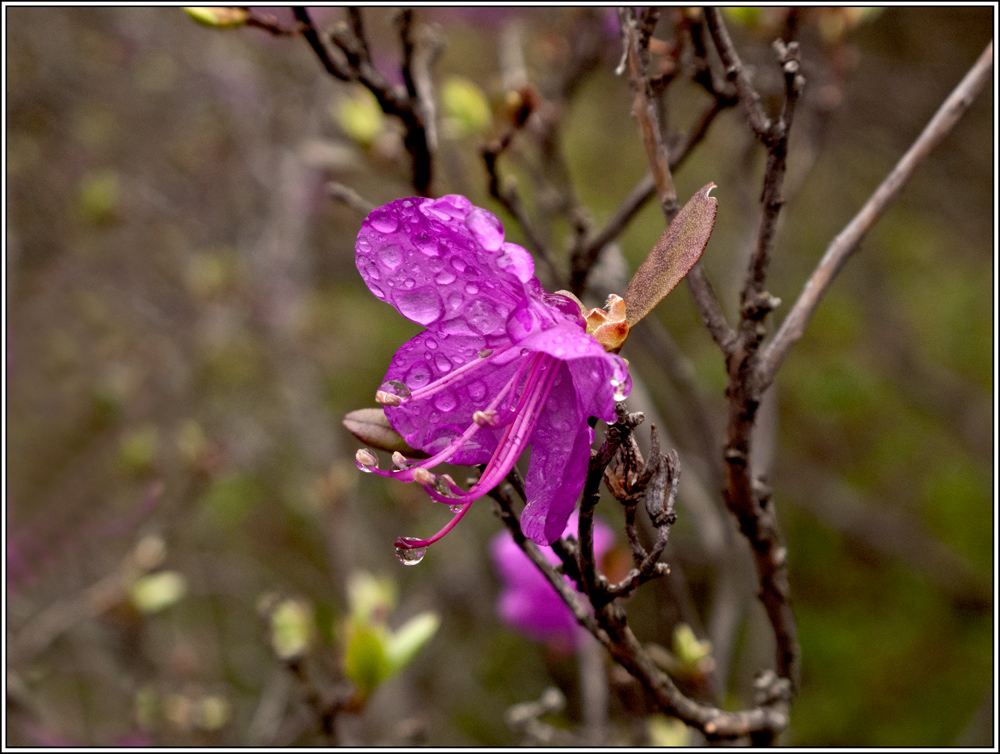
xmin=378 ymin=243 xmax=403 ymax=270
xmin=395 ymin=543 xmax=426 ymax=565
xmin=465 ymin=282 xmax=480 ymax=295
xmin=449 ymin=504 xmax=464 ymax=514
xmin=403 ymin=278 xmax=416 ymax=289
xmin=369 ymin=284 xmax=386 ymax=299
xmin=425 ymin=336 xmax=438 ymax=350
xmin=506 ymin=304 xmax=541 ymax=343
xmin=435 ymin=270 xmax=457 ymax=285
xmin=434 ymin=353 xmax=453 ymax=373
xmin=369 ymin=206 xmax=400 ymax=233
xmin=467 ymin=380 xmax=488 ymax=401
xmin=450 ymin=257 xmax=468 ymax=273
xmin=395 ymin=287 xmax=443 ymax=325
xmin=405 ymin=361 xmax=433 ymax=388
xmin=434 ymin=391 xmax=457 ymax=411
xmin=466 ymin=208 xmax=504 ymax=251
xmin=415 ymin=233 xmax=441 ymax=257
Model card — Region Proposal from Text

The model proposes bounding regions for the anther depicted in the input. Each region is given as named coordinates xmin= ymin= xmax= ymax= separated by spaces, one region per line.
xmin=391 ymin=451 xmax=409 ymax=469
xmin=412 ymin=468 xmax=436 ymax=486
xmin=474 ymin=409 xmax=499 ymax=427
xmin=356 ymin=448 xmax=379 ymax=468
xmin=376 ymin=390 xmax=402 ymax=407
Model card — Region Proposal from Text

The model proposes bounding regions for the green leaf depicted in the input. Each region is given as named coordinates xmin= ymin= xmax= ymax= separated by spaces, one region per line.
xmin=441 ymin=77 xmax=492 ymax=138
xmin=623 ymin=183 xmax=718 ymax=327
xmin=346 ymin=570 xmax=397 ymax=624
xmin=344 ymin=624 xmax=392 ymax=694
xmin=385 ymin=612 xmax=440 ymax=674
xmin=130 ymin=571 xmax=187 ymax=614
xmin=342 ymin=408 xmax=428 ymax=457
xmin=270 ymin=599 xmax=314 ymax=660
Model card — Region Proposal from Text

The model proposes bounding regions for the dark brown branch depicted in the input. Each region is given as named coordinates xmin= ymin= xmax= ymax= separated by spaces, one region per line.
xmin=293 ymin=7 xmax=350 ymax=81
xmin=295 ymin=7 xmax=434 ymax=194
xmin=756 ymin=40 xmax=995 ymax=392
xmin=703 ymin=7 xmax=771 ymax=141
xmin=490 ymin=453 xmax=791 ymax=741
xmin=712 ymin=28 xmax=806 ymax=692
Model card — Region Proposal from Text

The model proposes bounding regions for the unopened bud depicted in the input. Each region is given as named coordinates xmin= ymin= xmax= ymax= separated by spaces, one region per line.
xmin=355 ymin=448 xmax=379 ymax=468
xmin=183 ymin=7 xmax=250 ymax=28
xmin=376 ymin=390 xmax=402 ymax=407
xmin=473 ymin=409 xmax=498 ymax=427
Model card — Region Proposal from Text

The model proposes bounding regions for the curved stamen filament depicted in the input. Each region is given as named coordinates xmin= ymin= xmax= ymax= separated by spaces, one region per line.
xmin=398 ymin=344 xmax=512 ymax=405
xmin=373 ymin=351 xmax=540 ymax=483
xmin=397 ymin=356 xmax=559 ymax=550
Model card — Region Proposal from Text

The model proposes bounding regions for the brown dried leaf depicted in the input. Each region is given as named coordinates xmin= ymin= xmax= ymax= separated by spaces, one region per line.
xmin=624 ymin=183 xmax=718 ymax=327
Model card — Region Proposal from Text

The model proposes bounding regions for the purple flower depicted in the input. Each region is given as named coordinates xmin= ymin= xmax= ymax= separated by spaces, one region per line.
xmin=354 ymin=195 xmax=631 ymax=550
xmin=491 ymin=513 xmax=615 ymax=650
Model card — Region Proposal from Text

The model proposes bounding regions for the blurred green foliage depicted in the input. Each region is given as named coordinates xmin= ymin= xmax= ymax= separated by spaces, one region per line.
xmin=5 ymin=6 xmax=993 ymax=747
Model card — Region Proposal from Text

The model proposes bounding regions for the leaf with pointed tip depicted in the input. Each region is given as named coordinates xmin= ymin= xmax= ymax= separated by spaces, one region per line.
xmin=342 ymin=408 xmax=428 ymax=458
xmin=624 ymin=183 xmax=718 ymax=327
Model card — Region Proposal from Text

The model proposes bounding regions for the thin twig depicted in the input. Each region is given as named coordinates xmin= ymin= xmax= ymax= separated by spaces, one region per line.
xmin=703 ymin=7 xmax=771 ymax=141
xmin=756 ymin=40 xmax=994 ymax=392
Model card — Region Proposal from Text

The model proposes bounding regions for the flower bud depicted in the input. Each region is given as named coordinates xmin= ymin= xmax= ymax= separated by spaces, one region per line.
xmin=183 ymin=7 xmax=249 ymax=28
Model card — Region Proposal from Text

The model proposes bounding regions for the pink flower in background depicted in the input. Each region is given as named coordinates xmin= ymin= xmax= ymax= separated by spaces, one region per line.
xmin=354 ymin=195 xmax=631 ymax=554
xmin=490 ymin=513 xmax=615 ymax=651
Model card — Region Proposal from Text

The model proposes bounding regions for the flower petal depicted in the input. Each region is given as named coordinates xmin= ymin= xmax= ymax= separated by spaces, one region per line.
xmin=518 ymin=320 xmax=630 ymax=424
xmin=356 ymin=196 xmax=527 ymax=334
xmin=521 ymin=365 xmax=595 ymax=544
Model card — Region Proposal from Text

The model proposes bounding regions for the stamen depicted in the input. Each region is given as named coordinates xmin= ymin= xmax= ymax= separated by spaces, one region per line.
xmin=402 ymin=345 xmax=512 ymax=404
xmin=473 ymin=409 xmax=498 ymax=427
xmin=355 ymin=448 xmax=379 ymax=470
xmin=395 ymin=499 xmax=475 ymax=550
xmin=376 ymin=390 xmax=402 ymax=407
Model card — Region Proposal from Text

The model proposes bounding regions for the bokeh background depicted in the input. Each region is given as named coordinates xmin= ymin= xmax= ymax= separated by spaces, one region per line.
xmin=5 ymin=6 xmax=994 ymax=747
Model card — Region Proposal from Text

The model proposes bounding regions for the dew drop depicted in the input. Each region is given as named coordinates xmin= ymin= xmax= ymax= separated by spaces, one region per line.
xmin=434 ymin=353 xmax=453 ymax=373
xmin=449 ymin=504 xmax=464 ymax=514
xmin=424 ymin=336 xmax=438 ymax=350
xmin=403 ymin=278 xmax=416 ymax=289
xmin=465 ymin=282 xmax=480 ymax=295
xmin=465 ymin=299 xmax=500 ymax=335
xmin=434 ymin=390 xmax=457 ymax=412
xmin=357 ymin=237 xmax=372 ymax=254
xmin=395 ymin=287 xmax=443 ymax=325
xmin=435 ymin=270 xmax=457 ymax=285
xmin=467 ymin=379 xmax=488 ymax=401
xmin=369 ymin=284 xmax=386 ymax=299
xmin=450 ymin=257 xmax=468 ymax=273
xmin=506 ymin=304 xmax=541 ymax=343
xmin=358 ymin=255 xmax=380 ymax=281
xmin=378 ymin=243 xmax=403 ymax=270
xmin=369 ymin=206 xmax=400 ymax=233
xmin=395 ymin=544 xmax=426 ymax=566
xmin=415 ymin=233 xmax=441 ymax=257
xmin=465 ymin=208 xmax=504 ymax=251
xmin=405 ymin=361 xmax=433 ymax=388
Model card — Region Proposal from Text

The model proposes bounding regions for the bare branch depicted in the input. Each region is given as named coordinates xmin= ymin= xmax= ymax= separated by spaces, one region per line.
xmin=756 ymin=40 xmax=994 ymax=392
xmin=703 ymin=7 xmax=771 ymax=140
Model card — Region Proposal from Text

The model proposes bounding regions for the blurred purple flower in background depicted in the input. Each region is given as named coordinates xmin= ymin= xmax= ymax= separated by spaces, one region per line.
xmin=491 ymin=513 xmax=615 ymax=651
xmin=353 ymin=196 xmax=631 ymax=555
